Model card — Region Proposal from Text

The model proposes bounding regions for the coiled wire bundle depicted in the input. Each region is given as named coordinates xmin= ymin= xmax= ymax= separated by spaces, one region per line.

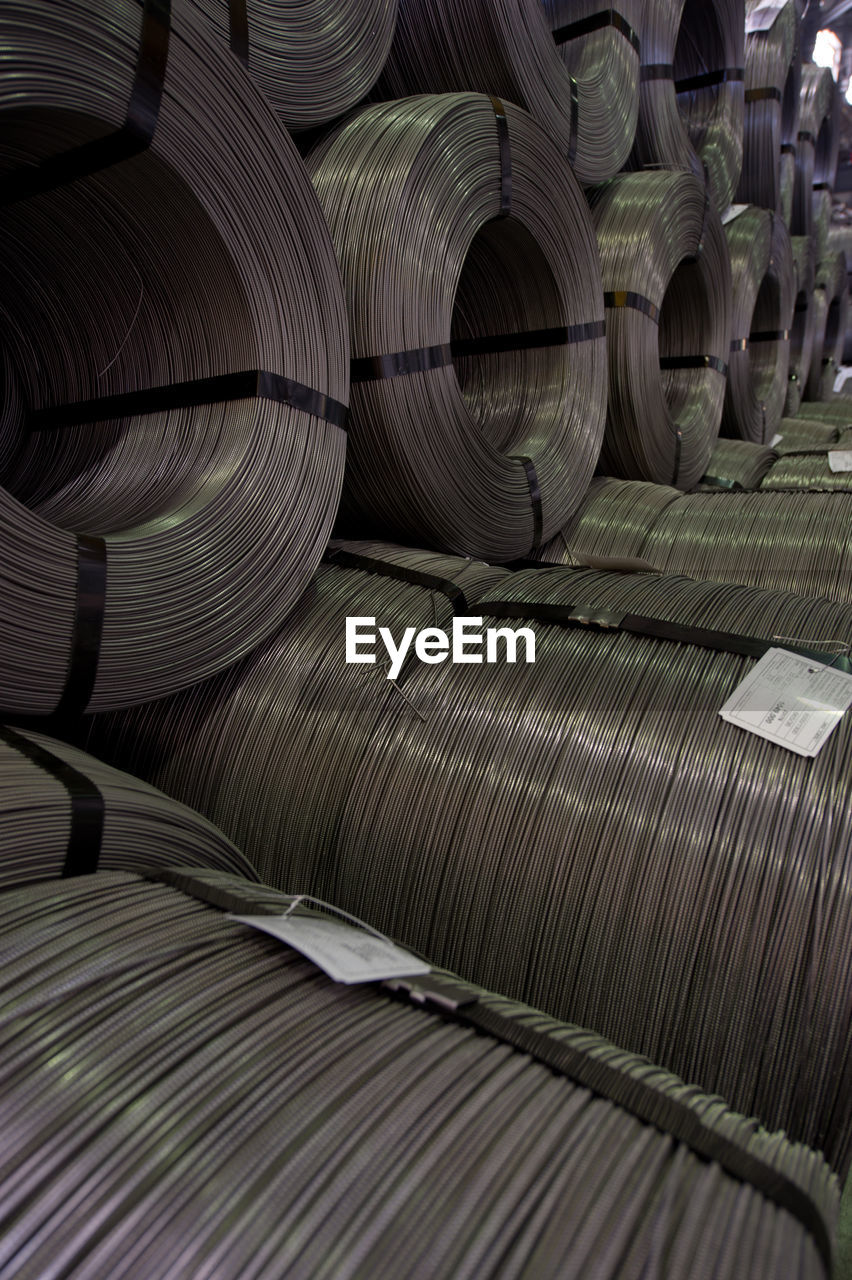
xmin=373 ymin=0 xmax=642 ymax=185
xmin=0 ymin=724 xmax=256 ymax=889
xmin=696 ymin=437 xmax=778 ymax=489
xmin=307 ymin=94 xmax=607 ymax=561
xmin=804 ymin=253 xmax=849 ymax=402
xmin=696 ymin=431 xmax=852 ymax=493
xmin=792 ymin=64 xmax=839 ymax=239
xmin=785 ymin=235 xmax=817 ymax=416
xmin=0 ymin=869 xmax=836 ymax=1279
xmin=188 ymin=0 xmax=399 ymax=130
xmin=590 ymin=170 xmax=731 ymax=487
xmin=630 ymin=0 xmax=745 ymax=211
xmin=721 ymin=204 xmax=793 ymax=441
xmin=736 ymin=0 xmax=800 ymax=213
xmin=0 ymin=0 xmax=349 ymax=719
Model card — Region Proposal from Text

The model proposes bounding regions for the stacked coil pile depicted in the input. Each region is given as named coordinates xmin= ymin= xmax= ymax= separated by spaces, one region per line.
xmin=721 ymin=204 xmax=794 ymax=442
xmin=792 ymin=64 xmax=839 ymax=239
xmin=373 ymin=0 xmax=642 ymax=185
xmin=0 ymin=869 xmax=836 ymax=1279
xmin=631 ymin=0 xmax=745 ymax=211
xmin=0 ymin=0 xmax=349 ymax=718
xmin=307 ymin=93 xmax=607 ymax=560
xmin=0 ymin=724 xmax=255 ymax=889
xmin=805 ymin=252 xmax=848 ymax=402
xmin=590 ymin=170 xmax=731 ymax=488
xmin=88 ymin=557 xmax=852 ymax=1174
xmin=188 ymin=0 xmax=400 ymax=129
xmin=786 ymin=235 xmax=817 ymax=415
xmin=736 ymin=0 xmax=800 ymax=215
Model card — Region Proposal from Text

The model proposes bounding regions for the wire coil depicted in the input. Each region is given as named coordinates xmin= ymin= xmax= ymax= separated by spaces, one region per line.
xmin=373 ymin=0 xmax=642 ymax=184
xmin=0 ymin=0 xmax=349 ymax=718
xmin=631 ymin=0 xmax=745 ymax=211
xmin=696 ymin=437 xmax=778 ymax=489
xmin=721 ymin=204 xmax=794 ymax=442
xmin=0 ymin=869 xmax=836 ymax=1278
xmin=785 ymin=235 xmax=817 ymax=416
xmin=792 ymin=64 xmax=839 ymax=239
xmin=590 ymin=170 xmax=731 ymax=488
xmin=804 ymin=253 xmax=849 ymax=402
xmin=307 ymin=93 xmax=607 ymax=561
xmin=190 ymin=0 xmax=399 ymax=130
xmin=736 ymin=0 xmax=800 ymax=213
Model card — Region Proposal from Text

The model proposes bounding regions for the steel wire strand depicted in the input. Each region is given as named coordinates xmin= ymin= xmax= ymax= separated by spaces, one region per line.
xmin=0 ymin=0 xmax=348 ymax=717
xmin=372 ymin=0 xmax=642 ymax=186
xmin=791 ymin=399 xmax=852 ymax=428
xmin=792 ymin=64 xmax=839 ymax=240
xmin=0 ymin=727 xmax=256 ymax=889
xmin=0 ymin=870 xmax=838 ymax=1278
xmin=735 ymin=0 xmax=799 ymax=213
xmin=306 ymin=93 xmax=607 ymax=561
xmin=804 ymin=254 xmax=849 ymax=403
xmin=785 ymin=235 xmax=817 ymax=415
xmin=589 ymin=170 xmax=732 ymax=488
xmin=695 ymin=438 xmax=778 ymax=490
xmin=187 ymin=0 xmax=399 ymax=130
xmin=629 ymin=0 xmax=745 ymax=212
xmin=721 ymin=205 xmax=794 ymax=442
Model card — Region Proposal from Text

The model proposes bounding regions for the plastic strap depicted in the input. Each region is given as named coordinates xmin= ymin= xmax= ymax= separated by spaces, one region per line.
xmin=0 ymin=725 xmax=104 ymax=876
xmin=350 ymin=322 xmax=606 ymax=383
xmin=640 ymin=63 xmax=674 ymax=81
xmin=702 ymin=475 xmax=745 ymax=490
xmin=511 ymin=456 xmax=544 ymax=549
xmin=671 ymin=429 xmax=683 ymax=486
xmin=552 ymin=9 xmax=640 ymax=55
xmin=813 ymin=181 xmax=831 ymax=191
xmin=730 ymin=338 xmax=749 ymax=352
xmin=780 ymin=142 xmax=796 ymax=155
xmin=749 ymin=329 xmax=789 ymax=343
xmin=489 ymin=97 xmax=511 ymax=217
xmin=744 ymin=86 xmax=783 ymax=103
xmin=567 ymin=77 xmax=580 ymax=166
xmin=659 ymin=354 xmax=728 ymax=375
xmin=675 ymin=67 xmax=744 ymax=93
xmin=49 ymin=535 xmax=108 ymax=720
xmin=603 ymin=291 xmax=661 ymax=323
xmin=323 ymin=547 xmax=472 ymax=614
xmin=28 ymin=369 xmax=347 ymax=433
xmin=798 ymin=130 xmax=815 ymax=145
xmin=229 ymin=0 xmax=249 ymax=65
xmin=0 ymin=0 xmax=170 ymax=207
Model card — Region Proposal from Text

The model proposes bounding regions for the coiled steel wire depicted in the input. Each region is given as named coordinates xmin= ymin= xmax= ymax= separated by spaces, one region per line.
xmin=804 ymin=254 xmax=849 ymax=402
xmin=785 ymin=235 xmax=817 ymax=416
xmin=0 ymin=0 xmax=348 ymax=717
xmin=0 ymin=869 xmax=836 ymax=1278
xmin=373 ymin=0 xmax=642 ymax=185
xmin=696 ymin=430 xmax=852 ymax=493
xmin=736 ymin=0 xmax=800 ymax=213
xmin=307 ymin=93 xmax=607 ymax=561
xmin=696 ymin=437 xmax=778 ymax=489
xmin=589 ymin=170 xmax=731 ymax=487
xmin=792 ymin=64 xmax=839 ymax=239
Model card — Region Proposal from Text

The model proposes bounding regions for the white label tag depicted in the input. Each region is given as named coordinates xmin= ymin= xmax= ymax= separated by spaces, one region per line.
xmin=719 ymin=648 xmax=852 ymax=757
xmin=745 ymin=0 xmax=785 ymax=33
xmin=828 ymin=450 xmax=852 ymax=472
xmin=722 ymin=203 xmax=750 ymax=226
xmin=229 ymin=914 xmax=431 ymax=984
xmin=770 ymin=433 xmax=783 ymax=447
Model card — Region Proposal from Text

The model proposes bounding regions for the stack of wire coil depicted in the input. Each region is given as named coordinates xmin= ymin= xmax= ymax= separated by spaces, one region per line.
xmin=0 ymin=868 xmax=836 ymax=1278
xmin=188 ymin=0 xmax=400 ymax=130
xmin=792 ymin=63 xmax=838 ymax=240
xmin=630 ymin=0 xmax=745 ymax=212
xmin=0 ymin=724 xmax=256 ymax=889
xmin=589 ymin=169 xmax=732 ymax=488
xmin=736 ymin=0 xmax=800 ymax=216
xmin=87 ymin=551 xmax=852 ymax=1174
xmin=0 ymin=0 xmax=349 ymax=719
xmin=785 ymin=235 xmax=817 ymax=416
xmin=307 ymin=93 xmax=607 ymax=560
xmin=720 ymin=203 xmax=794 ymax=442
xmin=373 ymin=0 xmax=643 ymax=185
xmin=804 ymin=252 xmax=848 ymax=402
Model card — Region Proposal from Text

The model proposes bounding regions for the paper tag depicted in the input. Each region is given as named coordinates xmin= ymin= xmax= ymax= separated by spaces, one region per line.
xmin=722 ymin=203 xmax=750 ymax=225
xmin=229 ymin=914 xmax=431 ymax=984
xmin=770 ymin=433 xmax=783 ymax=447
xmin=719 ymin=648 xmax=852 ymax=757
xmin=828 ymin=450 xmax=852 ymax=472
xmin=745 ymin=0 xmax=785 ymax=33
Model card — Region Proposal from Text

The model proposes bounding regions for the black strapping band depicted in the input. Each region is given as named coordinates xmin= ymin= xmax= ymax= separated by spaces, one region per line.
xmin=511 ymin=456 xmax=543 ymax=549
xmin=798 ymin=130 xmax=815 ymax=145
xmin=813 ymin=181 xmax=831 ymax=191
xmin=0 ymin=725 xmax=104 ymax=876
xmin=143 ymin=866 xmax=834 ymax=1275
xmin=0 ymin=0 xmax=170 ymax=207
xmin=603 ymin=291 xmax=661 ymax=323
xmin=660 ymin=354 xmax=728 ymax=375
xmin=675 ymin=67 xmax=744 ymax=94
xmin=28 ymin=370 xmax=347 ymax=433
xmin=350 ymin=323 xmax=606 ymax=383
xmin=640 ymin=63 xmax=674 ymax=81
xmin=780 ymin=142 xmax=796 ymax=155
xmin=323 ymin=547 xmax=471 ymax=614
xmin=749 ymin=329 xmax=789 ymax=343
xmin=54 ymin=535 xmax=108 ymax=721
xmin=744 ymin=86 xmax=782 ymax=104
xmin=552 ymin=9 xmax=640 ymax=55
xmin=730 ymin=338 xmax=749 ymax=352
xmin=229 ymin=0 xmax=249 ymax=65
xmin=489 ymin=96 xmax=511 ymax=217
xmin=702 ymin=475 xmax=745 ymax=490
xmin=671 ymin=429 xmax=683 ymax=487
xmin=567 ymin=77 xmax=580 ymax=167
